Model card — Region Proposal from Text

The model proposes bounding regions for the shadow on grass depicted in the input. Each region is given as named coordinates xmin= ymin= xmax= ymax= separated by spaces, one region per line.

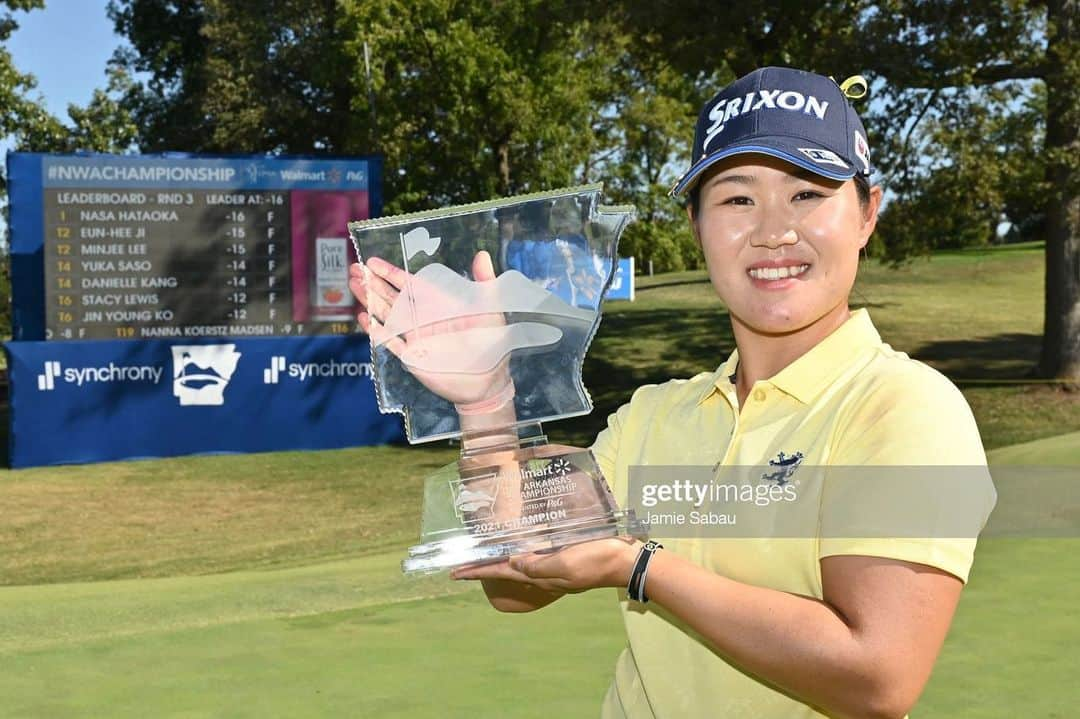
xmin=913 ymin=332 xmax=1042 ymax=383
xmin=849 ymin=299 xmax=898 ymax=311
xmin=637 ymin=277 xmax=712 ymax=292
xmin=936 ymin=241 xmax=1044 ymax=256
xmin=558 ymin=323 xmax=1055 ymax=446
xmin=554 ymin=307 xmax=734 ymax=446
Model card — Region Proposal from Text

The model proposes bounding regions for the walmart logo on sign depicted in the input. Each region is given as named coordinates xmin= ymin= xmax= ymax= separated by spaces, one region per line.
xmin=262 ymin=355 xmax=373 ymax=384
xmin=171 ymin=344 xmax=242 ymax=406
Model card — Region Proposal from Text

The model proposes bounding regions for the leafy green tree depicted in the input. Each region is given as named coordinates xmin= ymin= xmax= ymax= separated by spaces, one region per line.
xmin=617 ymin=0 xmax=867 ymax=81
xmin=60 ymin=67 xmax=140 ymax=153
xmin=868 ymin=82 xmax=1046 ymax=262
xmin=999 ymin=85 xmax=1050 ymax=243
xmin=108 ymin=0 xmax=716 ymax=271
xmin=340 ymin=0 xmax=626 ymax=210
xmin=861 ymin=0 xmax=1079 ymax=378
xmin=610 ymin=1 xmax=879 ymax=272
xmin=1 ymin=0 xmax=49 ymax=337
xmin=616 ymin=0 xmax=1078 ymax=380
xmin=109 ymin=0 xmax=628 ymax=211
xmin=3 ymin=3 xmax=137 ymax=154
xmin=109 ymin=0 xmax=352 ymax=154
xmin=592 ymin=50 xmax=715 ymax=272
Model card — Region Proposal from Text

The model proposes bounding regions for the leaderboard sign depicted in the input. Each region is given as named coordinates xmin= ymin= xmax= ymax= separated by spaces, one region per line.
xmin=10 ymin=153 xmax=380 ymax=341
xmin=5 ymin=153 xmax=403 ymax=468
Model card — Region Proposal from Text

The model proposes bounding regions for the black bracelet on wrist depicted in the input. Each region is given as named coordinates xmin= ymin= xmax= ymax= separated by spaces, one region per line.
xmin=627 ymin=540 xmax=663 ymax=603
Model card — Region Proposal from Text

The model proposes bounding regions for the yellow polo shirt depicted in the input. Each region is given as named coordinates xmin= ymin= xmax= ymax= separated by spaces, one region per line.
xmin=590 ymin=308 xmax=997 ymax=719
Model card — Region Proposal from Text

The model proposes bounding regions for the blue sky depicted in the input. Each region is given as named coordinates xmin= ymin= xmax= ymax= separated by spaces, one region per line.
xmin=2 ymin=2 xmax=120 ymax=240
xmin=9 ymin=0 xmax=121 ymax=118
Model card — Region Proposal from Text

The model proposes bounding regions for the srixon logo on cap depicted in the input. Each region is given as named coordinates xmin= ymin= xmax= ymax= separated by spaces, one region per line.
xmin=703 ymin=89 xmax=830 ymax=154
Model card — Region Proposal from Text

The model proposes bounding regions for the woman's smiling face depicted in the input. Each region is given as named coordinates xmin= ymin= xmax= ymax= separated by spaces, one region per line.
xmin=690 ymin=153 xmax=881 ymax=337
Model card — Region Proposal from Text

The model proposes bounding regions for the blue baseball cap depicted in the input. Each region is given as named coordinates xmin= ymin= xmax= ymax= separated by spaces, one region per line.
xmin=669 ymin=67 xmax=874 ymax=197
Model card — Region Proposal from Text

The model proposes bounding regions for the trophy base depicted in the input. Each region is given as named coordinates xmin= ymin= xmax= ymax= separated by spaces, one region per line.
xmin=401 ymin=433 xmax=648 ymax=575
xmin=403 ymin=510 xmax=645 ymax=574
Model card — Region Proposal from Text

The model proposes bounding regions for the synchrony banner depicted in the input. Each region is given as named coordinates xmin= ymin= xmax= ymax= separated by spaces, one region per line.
xmin=5 ymin=334 xmax=404 ymax=468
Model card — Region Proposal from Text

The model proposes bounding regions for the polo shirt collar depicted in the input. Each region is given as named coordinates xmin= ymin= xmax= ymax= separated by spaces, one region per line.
xmin=697 ymin=309 xmax=881 ymax=406
xmin=770 ymin=308 xmax=880 ymax=403
xmin=698 ymin=350 xmax=741 ymax=405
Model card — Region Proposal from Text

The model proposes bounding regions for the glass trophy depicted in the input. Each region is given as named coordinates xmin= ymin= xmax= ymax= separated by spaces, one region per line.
xmin=349 ymin=184 xmax=647 ymax=574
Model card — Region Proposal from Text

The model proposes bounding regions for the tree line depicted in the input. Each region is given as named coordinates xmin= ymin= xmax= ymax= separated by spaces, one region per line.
xmin=1 ymin=0 xmax=1076 ymax=379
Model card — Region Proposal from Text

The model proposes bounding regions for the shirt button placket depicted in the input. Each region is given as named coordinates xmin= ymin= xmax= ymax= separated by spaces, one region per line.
xmin=717 ymin=387 xmax=741 ymax=467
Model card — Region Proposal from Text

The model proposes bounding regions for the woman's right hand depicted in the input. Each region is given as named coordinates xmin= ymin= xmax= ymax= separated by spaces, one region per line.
xmin=348 ymin=251 xmax=513 ymax=409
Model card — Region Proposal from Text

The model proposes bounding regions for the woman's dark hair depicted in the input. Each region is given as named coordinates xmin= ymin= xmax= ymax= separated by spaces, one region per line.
xmin=852 ymin=174 xmax=871 ymax=210
xmin=688 ymin=172 xmax=873 ymax=218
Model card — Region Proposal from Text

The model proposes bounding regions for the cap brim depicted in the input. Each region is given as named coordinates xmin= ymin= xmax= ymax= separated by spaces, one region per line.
xmin=669 ymin=139 xmax=856 ymax=197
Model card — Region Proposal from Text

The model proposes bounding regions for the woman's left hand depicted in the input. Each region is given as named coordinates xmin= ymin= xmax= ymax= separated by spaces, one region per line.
xmin=451 ymin=537 xmax=642 ymax=594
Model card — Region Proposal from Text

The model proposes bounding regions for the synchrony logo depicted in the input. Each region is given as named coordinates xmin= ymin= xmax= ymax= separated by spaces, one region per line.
xmin=36 ymin=360 xmax=164 ymax=391
xmin=262 ymin=355 xmax=373 ymax=384
xmin=264 ymin=356 xmax=287 ymax=384
xmin=37 ymin=361 xmax=61 ymax=390
xmin=171 ymin=344 xmax=242 ymax=406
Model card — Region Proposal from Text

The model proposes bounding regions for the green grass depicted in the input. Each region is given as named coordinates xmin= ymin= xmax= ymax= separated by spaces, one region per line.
xmin=2 ymin=242 xmax=1077 ymax=588
xmin=0 ymin=550 xmax=625 ymax=718
xmin=1 ymin=445 xmax=1077 ymax=717
xmin=985 ymin=430 xmax=1080 ymax=465
xmin=915 ymin=537 xmax=1079 ymax=718
xmin=915 ymin=433 xmax=1080 ymax=718
xmin=0 ymin=242 xmax=1077 ymax=717
xmin=0 ymin=539 xmax=1073 ymax=718
xmin=0 ymin=444 xmax=458 ymax=587
xmin=2 ymin=430 xmax=1076 ymax=718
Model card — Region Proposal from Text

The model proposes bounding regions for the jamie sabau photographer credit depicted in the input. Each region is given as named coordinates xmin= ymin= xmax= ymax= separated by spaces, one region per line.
xmin=350 ymin=66 xmax=998 ymax=719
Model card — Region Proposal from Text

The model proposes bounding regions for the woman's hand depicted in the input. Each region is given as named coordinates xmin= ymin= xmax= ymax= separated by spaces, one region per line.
xmin=348 ymin=250 xmax=512 ymax=407
xmin=451 ymin=536 xmax=641 ymax=595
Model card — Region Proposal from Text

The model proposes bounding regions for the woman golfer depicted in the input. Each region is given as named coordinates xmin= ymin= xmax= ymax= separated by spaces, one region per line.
xmin=351 ymin=66 xmax=996 ymax=719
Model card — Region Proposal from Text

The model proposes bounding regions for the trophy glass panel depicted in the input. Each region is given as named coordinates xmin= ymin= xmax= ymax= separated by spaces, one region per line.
xmin=348 ymin=185 xmax=647 ymax=573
